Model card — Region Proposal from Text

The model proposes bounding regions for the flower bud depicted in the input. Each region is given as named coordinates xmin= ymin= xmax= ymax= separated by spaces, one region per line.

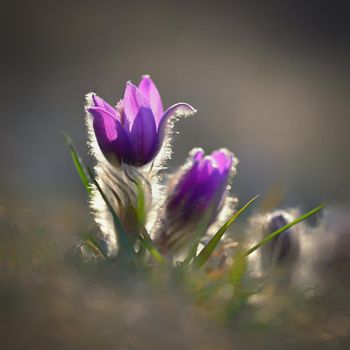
xmin=261 ymin=211 xmax=300 ymax=267
xmin=156 ymin=148 xmax=237 ymax=253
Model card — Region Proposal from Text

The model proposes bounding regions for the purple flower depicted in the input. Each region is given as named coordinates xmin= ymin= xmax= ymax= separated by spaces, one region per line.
xmin=87 ymin=75 xmax=195 ymax=166
xmin=167 ymin=148 xmax=233 ymax=221
xmin=156 ymin=148 xmax=235 ymax=252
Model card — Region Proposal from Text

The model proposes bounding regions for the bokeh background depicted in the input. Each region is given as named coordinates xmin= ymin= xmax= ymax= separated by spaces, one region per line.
xmin=1 ymin=1 xmax=350 ymax=349
xmin=1 ymin=0 xmax=350 ymax=215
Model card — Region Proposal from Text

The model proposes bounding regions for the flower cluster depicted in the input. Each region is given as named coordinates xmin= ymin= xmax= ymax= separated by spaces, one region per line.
xmin=85 ymin=75 xmax=238 ymax=258
xmin=66 ymin=72 xmax=325 ymax=323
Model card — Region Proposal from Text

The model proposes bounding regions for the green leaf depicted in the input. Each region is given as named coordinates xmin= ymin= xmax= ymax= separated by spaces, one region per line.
xmin=87 ymin=167 xmax=136 ymax=260
xmin=135 ymin=222 xmax=165 ymax=264
xmin=235 ymin=203 xmax=326 ymax=263
xmin=136 ymin=181 xmax=146 ymax=226
xmin=63 ymin=131 xmax=91 ymax=194
xmin=138 ymin=234 xmax=165 ymax=264
xmin=193 ymin=195 xmax=260 ymax=268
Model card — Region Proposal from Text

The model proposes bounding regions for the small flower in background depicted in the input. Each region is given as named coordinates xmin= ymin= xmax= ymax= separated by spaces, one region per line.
xmin=156 ymin=147 xmax=237 ymax=253
xmin=246 ymin=210 xmax=303 ymax=305
xmin=87 ymin=75 xmax=196 ymax=167
xmin=261 ymin=211 xmax=300 ymax=267
xmin=246 ymin=208 xmax=305 ymax=291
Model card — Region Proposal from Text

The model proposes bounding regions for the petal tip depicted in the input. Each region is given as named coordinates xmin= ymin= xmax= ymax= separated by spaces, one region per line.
xmin=190 ymin=147 xmax=205 ymax=161
xmin=86 ymin=106 xmax=98 ymax=116
xmin=85 ymin=92 xmax=96 ymax=107
xmin=126 ymin=80 xmax=136 ymax=88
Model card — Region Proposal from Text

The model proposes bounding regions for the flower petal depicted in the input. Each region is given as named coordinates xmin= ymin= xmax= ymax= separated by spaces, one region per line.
xmin=158 ymin=102 xmax=196 ymax=133
xmin=112 ymin=120 xmax=136 ymax=164
xmin=92 ymin=94 xmax=119 ymax=119
xmin=211 ymin=149 xmax=233 ymax=174
xmin=167 ymin=161 xmax=200 ymax=211
xmin=129 ymin=107 xmax=157 ymax=165
xmin=123 ymin=82 xmax=151 ymax=126
xmin=190 ymin=147 xmax=205 ymax=162
xmin=138 ymin=75 xmax=164 ymax=125
xmin=88 ymin=107 xmax=118 ymax=156
xmin=179 ymin=151 xmax=230 ymax=218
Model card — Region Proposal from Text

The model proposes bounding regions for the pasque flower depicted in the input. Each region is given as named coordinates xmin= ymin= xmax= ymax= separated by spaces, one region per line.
xmin=262 ymin=211 xmax=300 ymax=265
xmin=168 ymin=148 xmax=233 ymax=220
xmin=157 ymin=148 xmax=236 ymax=252
xmin=87 ymin=75 xmax=195 ymax=166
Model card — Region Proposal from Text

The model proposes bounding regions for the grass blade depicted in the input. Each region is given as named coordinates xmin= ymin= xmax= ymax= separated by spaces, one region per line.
xmin=63 ymin=131 xmax=91 ymax=194
xmin=87 ymin=167 xmax=136 ymax=260
xmin=136 ymin=181 xmax=146 ymax=226
xmin=193 ymin=195 xmax=260 ymax=268
xmin=137 ymin=223 xmax=165 ymax=264
xmin=138 ymin=235 xmax=165 ymax=264
xmin=235 ymin=203 xmax=325 ymax=263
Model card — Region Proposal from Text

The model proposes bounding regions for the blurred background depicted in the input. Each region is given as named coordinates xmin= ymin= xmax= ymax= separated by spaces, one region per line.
xmin=1 ymin=0 xmax=350 ymax=215
xmin=1 ymin=1 xmax=350 ymax=348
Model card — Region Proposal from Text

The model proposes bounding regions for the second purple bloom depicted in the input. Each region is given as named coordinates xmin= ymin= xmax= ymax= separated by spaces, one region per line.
xmin=157 ymin=148 xmax=236 ymax=252
xmin=167 ymin=148 xmax=234 ymax=222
